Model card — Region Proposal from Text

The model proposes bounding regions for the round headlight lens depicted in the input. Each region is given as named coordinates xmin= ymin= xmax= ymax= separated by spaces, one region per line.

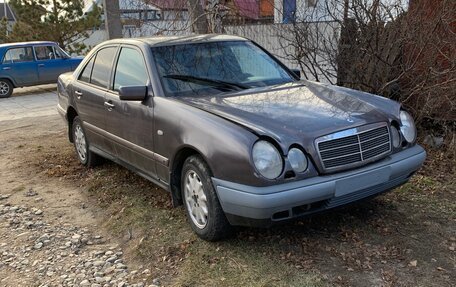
xmin=252 ymin=141 xmax=283 ymax=179
xmin=288 ymin=148 xmax=308 ymax=173
xmin=400 ymin=110 xmax=416 ymax=143
xmin=390 ymin=126 xmax=401 ymax=148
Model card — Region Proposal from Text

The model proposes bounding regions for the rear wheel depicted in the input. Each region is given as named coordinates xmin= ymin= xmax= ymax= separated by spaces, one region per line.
xmin=72 ymin=116 xmax=100 ymax=167
xmin=181 ymin=155 xmax=233 ymax=241
xmin=0 ymin=79 xmax=13 ymax=98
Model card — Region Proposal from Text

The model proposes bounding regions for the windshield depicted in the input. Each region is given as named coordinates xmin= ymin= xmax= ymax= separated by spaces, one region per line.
xmin=152 ymin=41 xmax=295 ymax=97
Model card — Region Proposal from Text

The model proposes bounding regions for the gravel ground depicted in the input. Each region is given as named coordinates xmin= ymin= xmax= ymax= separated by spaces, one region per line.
xmin=0 ymin=89 xmax=161 ymax=287
xmin=0 ymin=195 xmax=160 ymax=287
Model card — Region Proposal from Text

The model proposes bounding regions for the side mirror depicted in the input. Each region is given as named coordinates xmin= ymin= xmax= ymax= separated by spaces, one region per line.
xmin=291 ymin=69 xmax=301 ymax=79
xmin=118 ymin=86 xmax=147 ymax=101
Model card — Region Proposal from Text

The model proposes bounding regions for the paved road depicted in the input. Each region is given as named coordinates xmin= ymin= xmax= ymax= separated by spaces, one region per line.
xmin=0 ymin=85 xmax=57 ymax=121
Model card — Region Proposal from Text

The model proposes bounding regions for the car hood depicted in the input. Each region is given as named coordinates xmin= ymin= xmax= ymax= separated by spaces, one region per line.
xmin=176 ymin=81 xmax=401 ymax=153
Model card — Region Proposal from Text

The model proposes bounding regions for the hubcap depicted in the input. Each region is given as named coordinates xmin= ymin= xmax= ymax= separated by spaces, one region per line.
xmin=74 ymin=124 xmax=87 ymax=162
xmin=0 ymin=81 xmax=9 ymax=96
xmin=184 ymin=170 xmax=208 ymax=229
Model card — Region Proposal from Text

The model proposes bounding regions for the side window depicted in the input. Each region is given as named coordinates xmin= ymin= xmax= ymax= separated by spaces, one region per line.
xmin=3 ymin=47 xmax=34 ymax=63
xmin=54 ymin=46 xmax=67 ymax=59
xmin=78 ymin=56 xmax=95 ymax=83
xmin=113 ymin=47 xmax=148 ymax=91
xmin=35 ymin=46 xmax=55 ymax=60
xmin=90 ymin=47 xmax=117 ymax=88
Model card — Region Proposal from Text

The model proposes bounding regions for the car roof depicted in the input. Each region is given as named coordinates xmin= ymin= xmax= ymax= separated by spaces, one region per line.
xmin=0 ymin=41 xmax=58 ymax=49
xmin=101 ymin=34 xmax=249 ymax=48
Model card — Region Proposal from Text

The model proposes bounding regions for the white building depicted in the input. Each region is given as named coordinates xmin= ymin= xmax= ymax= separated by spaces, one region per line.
xmin=83 ymin=0 xmax=190 ymax=36
xmin=0 ymin=2 xmax=17 ymax=32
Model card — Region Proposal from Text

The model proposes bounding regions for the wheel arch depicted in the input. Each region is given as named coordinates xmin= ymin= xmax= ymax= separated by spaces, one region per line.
xmin=0 ymin=77 xmax=16 ymax=88
xmin=66 ymin=106 xmax=78 ymax=143
xmin=169 ymin=145 xmax=212 ymax=207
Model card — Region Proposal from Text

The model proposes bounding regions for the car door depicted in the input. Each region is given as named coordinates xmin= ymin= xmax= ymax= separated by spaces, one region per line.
xmin=1 ymin=46 xmax=38 ymax=86
xmin=103 ymin=45 xmax=157 ymax=177
xmin=73 ymin=46 xmax=118 ymax=154
xmin=34 ymin=45 xmax=71 ymax=84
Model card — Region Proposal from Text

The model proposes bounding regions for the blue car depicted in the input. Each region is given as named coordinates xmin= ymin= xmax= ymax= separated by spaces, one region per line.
xmin=0 ymin=41 xmax=83 ymax=98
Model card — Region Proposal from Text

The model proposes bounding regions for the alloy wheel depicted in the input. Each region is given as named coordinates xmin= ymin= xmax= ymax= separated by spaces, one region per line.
xmin=0 ymin=81 xmax=10 ymax=96
xmin=74 ymin=124 xmax=87 ymax=162
xmin=184 ymin=170 xmax=208 ymax=229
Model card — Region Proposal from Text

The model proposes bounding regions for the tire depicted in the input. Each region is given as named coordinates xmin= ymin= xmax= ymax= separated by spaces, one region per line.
xmin=0 ymin=79 xmax=13 ymax=98
xmin=72 ymin=116 xmax=100 ymax=167
xmin=181 ymin=155 xmax=233 ymax=241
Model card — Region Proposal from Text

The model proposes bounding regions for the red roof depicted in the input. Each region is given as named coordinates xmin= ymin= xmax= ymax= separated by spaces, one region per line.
xmin=147 ymin=0 xmax=261 ymax=19
xmin=234 ymin=0 xmax=259 ymax=19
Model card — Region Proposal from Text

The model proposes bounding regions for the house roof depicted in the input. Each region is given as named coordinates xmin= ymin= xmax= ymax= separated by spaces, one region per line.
xmin=149 ymin=0 xmax=261 ymax=18
xmin=233 ymin=0 xmax=259 ymax=19
xmin=83 ymin=0 xmax=262 ymax=19
xmin=0 ymin=3 xmax=17 ymax=21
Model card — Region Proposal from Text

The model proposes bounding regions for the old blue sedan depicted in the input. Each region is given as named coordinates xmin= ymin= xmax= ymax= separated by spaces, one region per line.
xmin=0 ymin=41 xmax=83 ymax=98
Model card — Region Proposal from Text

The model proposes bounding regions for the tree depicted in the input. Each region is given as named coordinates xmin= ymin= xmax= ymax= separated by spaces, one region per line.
xmin=187 ymin=0 xmax=208 ymax=33
xmin=7 ymin=0 xmax=101 ymax=54
xmin=276 ymin=0 xmax=455 ymax=126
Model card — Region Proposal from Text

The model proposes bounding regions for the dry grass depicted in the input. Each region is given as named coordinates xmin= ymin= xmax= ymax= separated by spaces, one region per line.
xmin=25 ymin=132 xmax=456 ymax=287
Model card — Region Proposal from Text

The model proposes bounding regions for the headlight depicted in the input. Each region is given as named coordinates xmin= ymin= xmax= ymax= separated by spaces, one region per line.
xmin=252 ymin=140 xmax=283 ymax=179
xmin=390 ymin=126 xmax=401 ymax=148
xmin=288 ymin=148 xmax=308 ymax=173
xmin=399 ymin=110 xmax=416 ymax=143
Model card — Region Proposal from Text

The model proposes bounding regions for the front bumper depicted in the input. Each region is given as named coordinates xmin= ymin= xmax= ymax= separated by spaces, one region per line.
xmin=212 ymin=145 xmax=426 ymax=227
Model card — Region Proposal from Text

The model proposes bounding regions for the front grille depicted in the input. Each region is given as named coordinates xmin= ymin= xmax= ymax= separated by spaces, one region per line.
xmin=316 ymin=123 xmax=391 ymax=172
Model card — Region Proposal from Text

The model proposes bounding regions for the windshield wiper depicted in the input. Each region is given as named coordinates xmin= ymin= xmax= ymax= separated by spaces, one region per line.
xmin=163 ymin=74 xmax=248 ymax=91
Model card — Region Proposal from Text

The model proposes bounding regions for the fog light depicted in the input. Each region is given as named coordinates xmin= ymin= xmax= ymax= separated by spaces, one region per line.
xmin=391 ymin=126 xmax=401 ymax=148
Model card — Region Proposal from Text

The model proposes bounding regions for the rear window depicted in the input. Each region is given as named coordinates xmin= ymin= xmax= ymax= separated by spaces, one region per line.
xmin=78 ymin=56 xmax=95 ymax=83
xmin=3 ymin=47 xmax=34 ymax=63
xmin=90 ymin=47 xmax=117 ymax=88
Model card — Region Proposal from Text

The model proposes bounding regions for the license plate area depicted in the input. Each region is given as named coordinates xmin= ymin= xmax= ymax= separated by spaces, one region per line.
xmin=335 ymin=167 xmax=391 ymax=197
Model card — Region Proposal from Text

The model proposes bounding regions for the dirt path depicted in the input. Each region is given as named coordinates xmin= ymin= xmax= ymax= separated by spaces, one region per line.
xmin=0 ymin=112 xmax=158 ymax=286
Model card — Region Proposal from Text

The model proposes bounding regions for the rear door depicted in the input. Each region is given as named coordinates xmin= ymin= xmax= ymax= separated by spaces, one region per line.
xmin=73 ymin=46 xmax=118 ymax=153
xmin=103 ymin=45 xmax=157 ymax=177
xmin=34 ymin=45 xmax=72 ymax=84
xmin=1 ymin=46 xmax=38 ymax=86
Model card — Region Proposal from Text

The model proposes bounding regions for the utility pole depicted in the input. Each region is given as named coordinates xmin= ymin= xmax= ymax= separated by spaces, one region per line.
xmin=103 ymin=0 xmax=122 ymax=39
xmin=187 ymin=0 xmax=208 ymax=34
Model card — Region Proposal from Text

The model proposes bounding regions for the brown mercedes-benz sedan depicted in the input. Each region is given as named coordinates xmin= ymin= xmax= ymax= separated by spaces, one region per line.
xmin=57 ymin=35 xmax=426 ymax=241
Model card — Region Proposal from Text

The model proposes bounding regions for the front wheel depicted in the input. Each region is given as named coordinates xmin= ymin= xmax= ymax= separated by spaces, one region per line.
xmin=72 ymin=116 xmax=100 ymax=167
xmin=181 ymin=155 xmax=233 ymax=241
xmin=0 ymin=79 xmax=13 ymax=98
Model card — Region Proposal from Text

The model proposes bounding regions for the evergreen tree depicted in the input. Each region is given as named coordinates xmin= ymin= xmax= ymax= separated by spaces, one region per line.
xmin=7 ymin=0 xmax=101 ymax=54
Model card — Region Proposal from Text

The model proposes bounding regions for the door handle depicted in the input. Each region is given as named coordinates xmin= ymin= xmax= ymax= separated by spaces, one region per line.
xmin=2 ymin=67 xmax=10 ymax=70
xmin=38 ymin=63 xmax=45 ymax=67
xmin=104 ymin=101 xmax=115 ymax=110
xmin=74 ymin=90 xmax=83 ymax=99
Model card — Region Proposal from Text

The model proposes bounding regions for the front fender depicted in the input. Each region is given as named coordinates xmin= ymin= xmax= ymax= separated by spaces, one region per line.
xmin=153 ymin=96 xmax=262 ymax=186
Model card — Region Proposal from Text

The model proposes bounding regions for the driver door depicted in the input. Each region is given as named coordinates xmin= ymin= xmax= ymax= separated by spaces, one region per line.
xmin=103 ymin=45 xmax=157 ymax=177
